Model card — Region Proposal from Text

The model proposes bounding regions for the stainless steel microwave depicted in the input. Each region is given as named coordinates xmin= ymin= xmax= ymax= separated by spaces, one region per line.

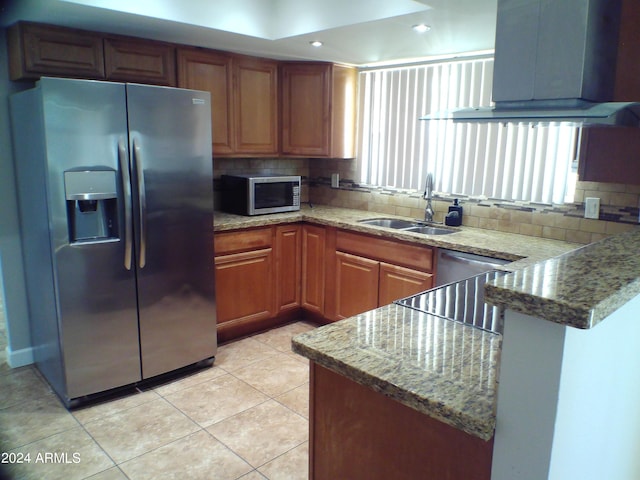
xmin=220 ymin=174 xmax=301 ymax=216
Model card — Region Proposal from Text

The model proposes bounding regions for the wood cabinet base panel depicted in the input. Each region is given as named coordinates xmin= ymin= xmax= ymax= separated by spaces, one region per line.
xmin=310 ymin=363 xmax=493 ymax=480
xmin=217 ymin=308 xmax=303 ymax=344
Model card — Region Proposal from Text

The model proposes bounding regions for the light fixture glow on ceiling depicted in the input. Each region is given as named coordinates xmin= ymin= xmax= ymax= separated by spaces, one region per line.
xmin=412 ymin=24 xmax=431 ymax=33
xmin=310 ymin=40 xmax=323 ymax=47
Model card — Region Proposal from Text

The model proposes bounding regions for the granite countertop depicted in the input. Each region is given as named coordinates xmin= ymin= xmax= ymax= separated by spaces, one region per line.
xmin=485 ymin=227 xmax=640 ymax=329
xmin=292 ymin=304 xmax=502 ymax=441
xmin=214 ymin=205 xmax=578 ymax=270
xmin=219 ymin=204 xmax=640 ymax=440
xmin=218 ymin=205 xmax=640 ymax=440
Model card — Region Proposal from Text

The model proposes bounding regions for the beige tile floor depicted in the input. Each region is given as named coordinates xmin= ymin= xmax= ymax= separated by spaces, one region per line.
xmin=0 ymin=313 xmax=316 ymax=480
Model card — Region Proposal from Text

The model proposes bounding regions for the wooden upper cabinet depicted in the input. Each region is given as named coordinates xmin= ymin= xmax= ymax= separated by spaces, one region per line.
xmin=8 ymin=22 xmax=105 ymax=81
xmin=104 ymin=36 xmax=176 ymax=86
xmin=177 ymin=50 xmax=278 ymax=156
xmin=614 ymin=0 xmax=640 ymax=101
xmin=281 ymin=62 xmax=357 ymax=158
xmin=177 ymin=48 xmax=234 ymax=155
xmin=578 ymin=126 xmax=640 ymax=185
xmin=234 ymin=55 xmax=279 ymax=155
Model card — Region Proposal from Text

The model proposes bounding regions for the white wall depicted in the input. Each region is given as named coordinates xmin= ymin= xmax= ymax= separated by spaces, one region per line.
xmin=549 ymin=294 xmax=640 ymax=479
xmin=491 ymin=311 xmax=566 ymax=479
xmin=492 ymin=294 xmax=640 ymax=479
xmin=0 ymin=28 xmax=35 ymax=366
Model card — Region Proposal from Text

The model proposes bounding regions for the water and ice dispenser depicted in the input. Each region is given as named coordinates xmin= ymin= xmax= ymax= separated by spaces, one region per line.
xmin=64 ymin=169 xmax=119 ymax=243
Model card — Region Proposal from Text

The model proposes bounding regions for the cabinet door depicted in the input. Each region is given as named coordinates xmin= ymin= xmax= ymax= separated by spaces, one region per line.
xmin=614 ymin=0 xmax=640 ymax=101
xmin=578 ymin=126 xmax=640 ymax=185
xmin=302 ymin=225 xmax=326 ymax=315
xmin=335 ymin=252 xmax=379 ymax=320
xmin=177 ymin=48 xmax=234 ymax=155
xmin=8 ymin=22 xmax=105 ymax=81
xmin=234 ymin=56 xmax=279 ymax=154
xmin=281 ymin=63 xmax=331 ymax=156
xmin=275 ymin=225 xmax=301 ymax=313
xmin=104 ymin=37 xmax=176 ymax=86
xmin=214 ymin=248 xmax=274 ymax=324
xmin=378 ymin=262 xmax=434 ymax=306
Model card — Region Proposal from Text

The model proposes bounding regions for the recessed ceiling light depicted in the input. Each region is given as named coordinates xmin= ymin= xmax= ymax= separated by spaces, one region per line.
xmin=310 ymin=40 xmax=323 ymax=47
xmin=412 ymin=24 xmax=431 ymax=33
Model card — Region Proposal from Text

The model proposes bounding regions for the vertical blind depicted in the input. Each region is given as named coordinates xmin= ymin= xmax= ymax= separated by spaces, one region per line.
xmin=357 ymin=57 xmax=579 ymax=204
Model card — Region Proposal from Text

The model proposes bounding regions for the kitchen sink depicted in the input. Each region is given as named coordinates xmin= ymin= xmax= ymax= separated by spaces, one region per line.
xmin=358 ymin=218 xmax=417 ymax=229
xmin=358 ymin=217 xmax=457 ymax=235
xmin=403 ymin=225 xmax=456 ymax=235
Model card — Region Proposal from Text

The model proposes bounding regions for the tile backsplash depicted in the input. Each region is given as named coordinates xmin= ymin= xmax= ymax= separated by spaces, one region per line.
xmin=308 ymin=160 xmax=640 ymax=244
xmin=213 ymin=157 xmax=639 ymax=244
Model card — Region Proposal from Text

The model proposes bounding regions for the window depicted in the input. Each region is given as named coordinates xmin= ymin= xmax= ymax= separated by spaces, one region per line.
xmin=357 ymin=57 xmax=579 ymax=204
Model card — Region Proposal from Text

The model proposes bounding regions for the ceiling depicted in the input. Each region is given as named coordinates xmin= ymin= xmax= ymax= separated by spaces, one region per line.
xmin=1 ymin=0 xmax=497 ymax=66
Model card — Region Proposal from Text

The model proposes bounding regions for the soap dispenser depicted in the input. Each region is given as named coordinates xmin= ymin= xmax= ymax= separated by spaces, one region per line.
xmin=445 ymin=199 xmax=463 ymax=226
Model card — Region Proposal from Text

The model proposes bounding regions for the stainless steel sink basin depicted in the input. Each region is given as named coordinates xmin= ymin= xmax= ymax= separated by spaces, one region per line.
xmin=358 ymin=217 xmax=457 ymax=235
xmin=358 ymin=218 xmax=417 ymax=229
xmin=403 ymin=225 xmax=456 ymax=235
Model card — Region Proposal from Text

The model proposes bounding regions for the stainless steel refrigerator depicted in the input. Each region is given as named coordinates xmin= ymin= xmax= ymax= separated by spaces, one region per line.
xmin=10 ymin=77 xmax=217 ymax=407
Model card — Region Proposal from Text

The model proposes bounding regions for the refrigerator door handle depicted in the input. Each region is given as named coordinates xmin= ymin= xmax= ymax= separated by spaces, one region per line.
xmin=133 ymin=138 xmax=147 ymax=269
xmin=118 ymin=140 xmax=133 ymax=270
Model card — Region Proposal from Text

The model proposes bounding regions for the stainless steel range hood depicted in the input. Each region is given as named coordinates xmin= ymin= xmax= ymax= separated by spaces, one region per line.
xmin=423 ymin=0 xmax=640 ymax=126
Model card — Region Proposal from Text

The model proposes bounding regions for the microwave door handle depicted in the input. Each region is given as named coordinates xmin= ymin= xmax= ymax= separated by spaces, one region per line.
xmin=133 ymin=139 xmax=147 ymax=269
xmin=118 ymin=140 xmax=133 ymax=270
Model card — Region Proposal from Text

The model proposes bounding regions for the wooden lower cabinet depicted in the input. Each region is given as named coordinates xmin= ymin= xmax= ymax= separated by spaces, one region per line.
xmin=275 ymin=224 xmax=301 ymax=314
xmin=301 ymin=224 xmax=327 ymax=316
xmin=335 ymin=252 xmax=379 ymax=319
xmin=332 ymin=230 xmax=435 ymax=320
xmin=309 ymin=363 xmax=493 ymax=480
xmin=214 ymin=248 xmax=274 ymax=325
xmin=378 ymin=262 xmax=434 ymax=306
xmin=215 ymin=226 xmax=301 ymax=342
xmin=213 ymin=224 xmax=436 ymax=339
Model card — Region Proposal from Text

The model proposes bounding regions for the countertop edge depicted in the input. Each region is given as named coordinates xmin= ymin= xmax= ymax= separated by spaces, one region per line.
xmin=485 ymin=228 xmax=640 ymax=329
xmin=292 ymin=318 xmax=498 ymax=442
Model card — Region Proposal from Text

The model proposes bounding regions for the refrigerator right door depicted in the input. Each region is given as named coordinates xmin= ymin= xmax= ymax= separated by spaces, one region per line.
xmin=126 ymin=84 xmax=217 ymax=379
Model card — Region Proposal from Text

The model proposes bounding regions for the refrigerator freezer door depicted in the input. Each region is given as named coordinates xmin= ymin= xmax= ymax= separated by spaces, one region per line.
xmin=126 ymin=84 xmax=216 ymax=379
xmin=38 ymin=78 xmax=141 ymax=399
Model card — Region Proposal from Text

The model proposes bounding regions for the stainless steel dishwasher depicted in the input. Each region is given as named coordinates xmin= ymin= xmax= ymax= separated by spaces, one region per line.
xmin=436 ymin=249 xmax=510 ymax=287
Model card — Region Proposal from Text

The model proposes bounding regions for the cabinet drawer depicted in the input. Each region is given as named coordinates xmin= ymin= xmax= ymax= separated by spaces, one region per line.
xmin=336 ymin=230 xmax=433 ymax=272
xmin=214 ymin=227 xmax=272 ymax=255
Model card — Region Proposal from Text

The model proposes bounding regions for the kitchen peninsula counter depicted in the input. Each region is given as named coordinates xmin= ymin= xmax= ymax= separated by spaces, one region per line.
xmin=485 ymin=227 xmax=640 ymax=329
xmin=292 ymin=303 xmax=501 ymax=440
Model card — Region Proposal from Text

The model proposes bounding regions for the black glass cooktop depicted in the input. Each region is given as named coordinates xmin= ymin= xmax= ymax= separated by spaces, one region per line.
xmin=394 ymin=270 xmax=507 ymax=333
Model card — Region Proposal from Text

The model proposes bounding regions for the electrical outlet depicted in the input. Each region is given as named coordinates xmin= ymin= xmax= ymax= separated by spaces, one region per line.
xmin=331 ymin=173 xmax=340 ymax=188
xmin=584 ymin=197 xmax=600 ymax=219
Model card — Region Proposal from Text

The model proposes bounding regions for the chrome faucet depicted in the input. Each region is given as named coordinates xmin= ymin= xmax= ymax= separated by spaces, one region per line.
xmin=423 ymin=173 xmax=434 ymax=223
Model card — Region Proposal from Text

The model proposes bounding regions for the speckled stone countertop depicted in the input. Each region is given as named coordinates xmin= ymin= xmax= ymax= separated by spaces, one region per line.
xmin=485 ymin=227 xmax=640 ymax=329
xmin=216 ymin=204 xmax=585 ymax=440
xmin=292 ymin=304 xmax=502 ymax=440
xmin=214 ymin=205 xmax=577 ymax=270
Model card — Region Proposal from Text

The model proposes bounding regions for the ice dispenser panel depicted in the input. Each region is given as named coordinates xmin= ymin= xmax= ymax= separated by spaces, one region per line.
xmin=65 ymin=170 xmax=119 ymax=243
